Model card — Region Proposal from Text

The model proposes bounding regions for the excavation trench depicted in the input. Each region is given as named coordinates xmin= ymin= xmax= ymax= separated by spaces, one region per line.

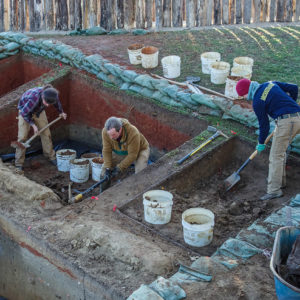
xmin=0 ymin=54 xmax=299 ymax=299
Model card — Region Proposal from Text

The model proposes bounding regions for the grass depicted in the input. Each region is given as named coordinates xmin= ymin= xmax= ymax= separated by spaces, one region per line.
xmin=148 ymin=25 xmax=300 ymax=93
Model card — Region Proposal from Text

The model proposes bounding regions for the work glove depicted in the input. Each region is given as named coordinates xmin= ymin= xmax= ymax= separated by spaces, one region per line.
xmin=256 ymin=143 xmax=266 ymax=153
xmin=100 ymin=168 xmax=111 ymax=193
xmin=111 ymin=166 xmax=121 ymax=178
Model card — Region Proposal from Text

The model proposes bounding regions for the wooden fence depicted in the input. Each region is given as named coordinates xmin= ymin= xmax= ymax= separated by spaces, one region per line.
xmin=1 ymin=0 xmax=300 ymax=33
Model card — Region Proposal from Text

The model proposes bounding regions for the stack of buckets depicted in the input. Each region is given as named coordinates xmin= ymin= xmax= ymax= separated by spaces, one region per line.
xmin=56 ymin=149 xmax=103 ymax=183
xmin=143 ymin=189 xmax=215 ymax=247
xmin=127 ymin=43 xmax=181 ymax=78
xmin=127 ymin=44 xmax=159 ymax=69
xmin=225 ymin=56 xmax=254 ymax=99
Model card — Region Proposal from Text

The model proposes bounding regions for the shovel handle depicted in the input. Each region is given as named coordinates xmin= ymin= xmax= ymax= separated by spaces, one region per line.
xmin=249 ymin=131 xmax=274 ymax=161
xmin=177 ymin=131 xmax=220 ymax=165
xmin=26 ymin=116 xmax=63 ymax=145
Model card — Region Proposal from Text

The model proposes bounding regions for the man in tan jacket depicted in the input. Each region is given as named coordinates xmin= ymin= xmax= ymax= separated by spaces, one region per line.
xmin=100 ymin=117 xmax=150 ymax=184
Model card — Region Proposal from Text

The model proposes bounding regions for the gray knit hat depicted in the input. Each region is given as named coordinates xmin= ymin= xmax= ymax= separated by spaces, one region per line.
xmin=42 ymin=88 xmax=58 ymax=104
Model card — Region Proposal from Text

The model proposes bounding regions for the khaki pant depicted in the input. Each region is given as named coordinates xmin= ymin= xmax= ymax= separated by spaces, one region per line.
xmin=15 ymin=111 xmax=56 ymax=167
xmin=268 ymin=115 xmax=300 ymax=194
xmin=101 ymin=147 xmax=150 ymax=176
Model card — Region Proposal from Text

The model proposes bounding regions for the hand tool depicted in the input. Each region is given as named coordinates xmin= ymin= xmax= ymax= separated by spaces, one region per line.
xmin=69 ymin=169 xmax=111 ymax=204
xmin=11 ymin=116 xmax=63 ymax=150
xmin=224 ymin=131 xmax=274 ymax=192
xmin=177 ymin=128 xmax=229 ymax=165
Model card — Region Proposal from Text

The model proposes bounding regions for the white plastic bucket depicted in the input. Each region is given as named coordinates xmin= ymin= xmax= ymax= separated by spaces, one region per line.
xmin=201 ymin=52 xmax=221 ymax=74
xmin=81 ymin=153 xmax=100 ymax=174
xmin=70 ymin=159 xmax=89 ymax=183
xmin=161 ymin=55 xmax=181 ymax=78
xmin=143 ymin=190 xmax=173 ymax=225
xmin=91 ymin=157 xmax=104 ymax=182
xmin=56 ymin=149 xmax=76 ymax=172
xmin=182 ymin=208 xmax=215 ymax=247
xmin=231 ymin=66 xmax=252 ymax=79
xmin=141 ymin=46 xmax=159 ymax=69
xmin=233 ymin=56 xmax=254 ymax=72
xmin=127 ymin=43 xmax=144 ymax=65
xmin=225 ymin=75 xmax=243 ymax=99
xmin=210 ymin=61 xmax=230 ymax=84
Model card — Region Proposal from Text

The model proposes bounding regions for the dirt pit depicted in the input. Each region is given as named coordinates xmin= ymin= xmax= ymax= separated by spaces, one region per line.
xmin=120 ymin=137 xmax=300 ymax=257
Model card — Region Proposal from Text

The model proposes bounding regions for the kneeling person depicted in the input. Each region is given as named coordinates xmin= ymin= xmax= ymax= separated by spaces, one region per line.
xmin=100 ymin=117 xmax=150 ymax=186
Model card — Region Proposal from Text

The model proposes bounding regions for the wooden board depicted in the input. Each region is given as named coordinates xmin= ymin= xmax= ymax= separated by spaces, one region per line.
xmin=172 ymin=0 xmax=183 ymax=27
xmin=277 ymin=0 xmax=285 ymax=22
xmin=222 ymin=0 xmax=229 ymax=25
xmin=136 ymin=0 xmax=145 ymax=28
xmin=124 ymin=0 xmax=135 ymax=29
xmin=214 ymin=0 xmax=221 ymax=25
xmin=163 ymin=0 xmax=172 ymax=27
xmin=145 ymin=0 xmax=153 ymax=28
xmin=117 ymin=0 xmax=125 ymax=28
xmin=243 ymin=0 xmax=251 ymax=24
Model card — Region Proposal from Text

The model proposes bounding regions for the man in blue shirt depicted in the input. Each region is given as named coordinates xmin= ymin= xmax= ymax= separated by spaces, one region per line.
xmin=236 ymin=78 xmax=300 ymax=200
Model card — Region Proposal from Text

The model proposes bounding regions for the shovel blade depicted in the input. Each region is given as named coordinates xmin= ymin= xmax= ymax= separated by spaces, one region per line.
xmin=224 ymin=172 xmax=241 ymax=191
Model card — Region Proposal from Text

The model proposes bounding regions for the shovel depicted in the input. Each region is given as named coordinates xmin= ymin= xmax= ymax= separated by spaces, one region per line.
xmin=11 ymin=116 xmax=62 ymax=150
xmin=224 ymin=131 xmax=274 ymax=192
xmin=177 ymin=129 xmax=229 ymax=165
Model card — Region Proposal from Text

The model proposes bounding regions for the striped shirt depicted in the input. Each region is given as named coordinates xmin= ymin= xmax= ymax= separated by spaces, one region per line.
xmin=18 ymin=87 xmax=63 ymax=125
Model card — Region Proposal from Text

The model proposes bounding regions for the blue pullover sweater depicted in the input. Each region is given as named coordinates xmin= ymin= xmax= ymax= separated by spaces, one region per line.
xmin=252 ymin=81 xmax=300 ymax=144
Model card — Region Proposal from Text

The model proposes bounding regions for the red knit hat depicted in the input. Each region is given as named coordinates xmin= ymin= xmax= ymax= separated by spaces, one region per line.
xmin=236 ymin=78 xmax=251 ymax=96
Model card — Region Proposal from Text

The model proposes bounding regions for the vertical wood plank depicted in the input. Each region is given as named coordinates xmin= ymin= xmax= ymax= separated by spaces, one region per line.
xmin=0 ymin=0 xmax=4 ymax=32
xmin=117 ymin=0 xmax=125 ymax=28
xmin=107 ymin=0 xmax=116 ymax=31
xmin=163 ymin=0 xmax=171 ymax=27
xmin=285 ymin=0 xmax=293 ymax=21
xmin=55 ymin=0 xmax=68 ymax=30
xmin=45 ymin=0 xmax=54 ymax=30
xmin=35 ymin=0 xmax=42 ymax=31
xmin=186 ymin=0 xmax=196 ymax=27
xmin=69 ymin=0 xmax=75 ymax=30
xmin=277 ymin=0 xmax=285 ymax=21
xmin=18 ymin=0 xmax=26 ymax=31
xmin=28 ymin=0 xmax=35 ymax=31
xmin=124 ymin=0 xmax=135 ymax=29
xmin=230 ymin=0 xmax=235 ymax=24
xmin=296 ymin=0 xmax=300 ymax=22
xmin=155 ymin=0 xmax=163 ymax=29
xmin=136 ymin=0 xmax=145 ymax=28
xmin=172 ymin=0 xmax=183 ymax=27
xmin=10 ymin=0 xmax=18 ymax=30
xmin=243 ymin=0 xmax=251 ymax=24
xmin=261 ymin=0 xmax=268 ymax=22
xmin=222 ymin=0 xmax=229 ymax=25
xmin=206 ymin=0 xmax=212 ymax=25
xmin=196 ymin=0 xmax=207 ymax=26
xmin=145 ymin=0 xmax=153 ymax=28
xmin=235 ymin=0 xmax=242 ymax=24
xmin=89 ymin=0 xmax=97 ymax=27
xmin=82 ymin=0 xmax=88 ymax=28
xmin=269 ymin=0 xmax=276 ymax=22
xmin=214 ymin=0 xmax=221 ymax=25
xmin=253 ymin=0 xmax=261 ymax=23
xmin=74 ymin=0 xmax=82 ymax=29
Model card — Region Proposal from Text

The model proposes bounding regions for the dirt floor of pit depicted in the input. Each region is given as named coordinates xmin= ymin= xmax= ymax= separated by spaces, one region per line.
xmin=121 ymin=157 xmax=300 ymax=257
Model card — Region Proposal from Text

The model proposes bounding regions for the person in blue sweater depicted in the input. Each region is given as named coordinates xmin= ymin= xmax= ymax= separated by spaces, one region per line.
xmin=236 ymin=78 xmax=300 ymax=200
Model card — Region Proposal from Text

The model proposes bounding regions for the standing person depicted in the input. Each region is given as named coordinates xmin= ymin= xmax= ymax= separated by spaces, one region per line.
xmin=236 ymin=78 xmax=300 ymax=200
xmin=15 ymin=85 xmax=67 ymax=170
xmin=100 ymin=117 xmax=150 ymax=188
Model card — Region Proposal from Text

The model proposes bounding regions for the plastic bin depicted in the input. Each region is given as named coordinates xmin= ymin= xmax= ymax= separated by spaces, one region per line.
xmin=270 ymin=226 xmax=300 ymax=300
xmin=141 ymin=46 xmax=159 ymax=69
xmin=210 ymin=61 xmax=230 ymax=84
